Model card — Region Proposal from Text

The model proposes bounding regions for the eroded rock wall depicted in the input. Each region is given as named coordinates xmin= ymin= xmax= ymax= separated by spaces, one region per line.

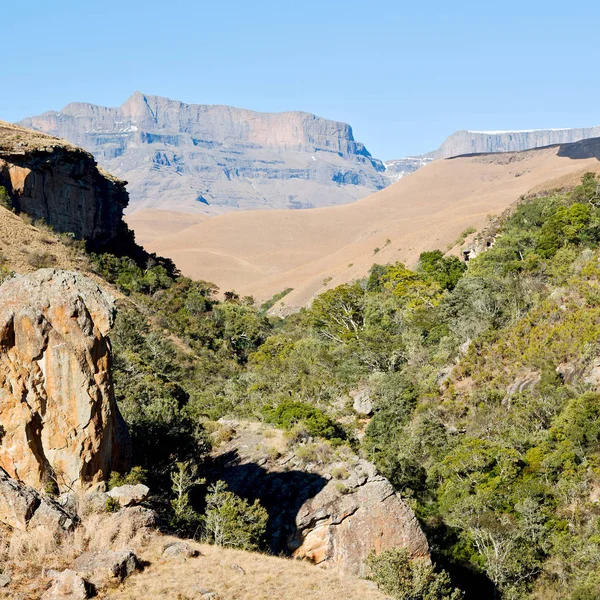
xmin=0 ymin=121 xmax=128 ymax=243
xmin=0 ymin=269 xmax=130 ymax=491
xmin=19 ymin=92 xmax=387 ymax=213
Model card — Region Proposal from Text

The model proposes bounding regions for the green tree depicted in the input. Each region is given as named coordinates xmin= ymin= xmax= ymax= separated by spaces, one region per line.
xmin=419 ymin=250 xmax=467 ymax=291
xmin=170 ymin=461 xmax=204 ymax=533
xmin=202 ymin=481 xmax=268 ymax=551
xmin=0 ymin=186 xmax=12 ymax=211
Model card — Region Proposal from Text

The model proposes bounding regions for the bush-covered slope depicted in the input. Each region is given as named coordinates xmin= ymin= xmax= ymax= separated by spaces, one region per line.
xmin=95 ymin=173 xmax=600 ymax=599
xmin=10 ymin=173 xmax=600 ymax=598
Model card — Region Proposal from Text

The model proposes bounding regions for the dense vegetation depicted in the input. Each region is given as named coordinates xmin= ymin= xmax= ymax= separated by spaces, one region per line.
xmin=92 ymin=173 xmax=600 ymax=599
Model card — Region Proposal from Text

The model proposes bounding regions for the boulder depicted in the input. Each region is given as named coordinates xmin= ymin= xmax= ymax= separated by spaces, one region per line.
xmin=41 ymin=569 xmax=90 ymax=600
xmin=584 ymin=360 xmax=600 ymax=388
xmin=506 ymin=371 xmax=541 ymax=396
xmin=0 ymin=573 xmax=11 ymax=588
xmin=27 ymin=494 xmax=78 ymax=532
xmin=0 ymin=467 xmax=38 ymax=530
xmin=0 ymin=269 xmax=131 ymax=491
xmin=351 ymin=388 xmax=373 ymax=416
xmin=0 ymin=467 xmax=77 ymax=531
xmin=107 ymin=484 xmax=149 ymax=507
xmin=162 ymin=541 xmax=199 ymax=559
xmin=110 ymin=506 xmax=159 ymax=537
xmin=73 ymin=550 xmax=138 ymax=588
xmin=289 ymin=467 xmax=429 ymax=576
xmin=208 ymin=421 xmax=429 ymax=576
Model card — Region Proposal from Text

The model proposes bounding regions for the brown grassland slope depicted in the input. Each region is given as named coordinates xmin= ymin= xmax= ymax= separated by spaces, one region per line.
xmin=0 ymin=206 xmax=85 ymax=274
xmin=125 ymin=209 xmax=208 ymax=246
xmin=134 ymin=143 xmax=600 ymax=309
xmin=106 ymin=536 xmax=388 ymax=600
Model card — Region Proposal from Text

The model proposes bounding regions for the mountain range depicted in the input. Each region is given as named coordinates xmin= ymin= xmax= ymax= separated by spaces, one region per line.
xmin=19 ymin=92 xmax=389 ymax=214
xmin=20 ymin=93 xmax=600 ymax=217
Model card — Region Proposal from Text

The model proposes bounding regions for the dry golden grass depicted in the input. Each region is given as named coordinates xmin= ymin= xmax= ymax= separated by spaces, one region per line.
xmin=0 ymin=120 xmax=81 ymax=153
xmin=125 ymin=209 xmax=208 ymax=246
xmin=0 ymin=517 xmax=387 ymax=600
xmin=0 ymin=500 xmax=154 ymax=599
xmin=0 ymin=206 xmax=87 ymax=275
xmin=106 ymin=535 xmax=388 ymax=600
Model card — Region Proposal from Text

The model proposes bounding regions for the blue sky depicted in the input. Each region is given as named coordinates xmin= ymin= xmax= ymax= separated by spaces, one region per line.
xmin=3 ymin=0 xmax=600 ymax=159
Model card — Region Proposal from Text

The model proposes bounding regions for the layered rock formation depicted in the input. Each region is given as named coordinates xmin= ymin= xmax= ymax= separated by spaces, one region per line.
xmin=431 ymin=127 xmax=600 ymax=159
xmin=19 ymin=92 xmax=388 ymax=214
xmin=0 ymin=269 xmax=130 ymax=491
xmin=388 ymin=126 xmax=600 ymax=180
xmin=0 ymin=121 xmax=128 ymax=243
xmin=208 ymin=422 xmax=429 ymax=575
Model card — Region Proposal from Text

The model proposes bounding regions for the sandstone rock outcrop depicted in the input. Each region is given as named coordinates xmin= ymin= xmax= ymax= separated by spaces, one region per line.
xmin=0 ymin=121 xmax=128 ymax=243
xmin=20 ymin=92 xmax=387 ymax=214
xmin=289 ymin=461 xmax=429 ymax=575
xmin=208 ymin=422 xmax=429 ymax=575
xmin=0 ymin=269 xmax=130 ymax=491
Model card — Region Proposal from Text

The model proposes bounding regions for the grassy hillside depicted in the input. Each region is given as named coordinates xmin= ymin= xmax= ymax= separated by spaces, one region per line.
xmin=135 ymin=143 xmax=600 ymax=309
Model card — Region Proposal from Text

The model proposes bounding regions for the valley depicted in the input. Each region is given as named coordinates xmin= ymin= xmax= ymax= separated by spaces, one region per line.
xmin=131 ymin=140 xmax=600 ymax=309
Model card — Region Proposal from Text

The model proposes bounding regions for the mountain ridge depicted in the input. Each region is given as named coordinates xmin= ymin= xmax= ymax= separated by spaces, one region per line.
xmin=19 ymin=92 xmax=389 ymax=214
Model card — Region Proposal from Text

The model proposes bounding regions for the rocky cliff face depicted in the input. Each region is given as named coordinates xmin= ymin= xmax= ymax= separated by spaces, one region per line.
xmin=388 ymin=126 xmax=600 ymax=181
xmin=0 ymin=121 xmax=128 ymax=243
xmin=0 ymin=269 xmax=130 ymax=491
xmin=430 ymin=127 xmax=600 ymax=159
xmin=208 ymin=422 xmax=429 ymax=575
xmin=19 ymin=92 xmax=387 ymax=214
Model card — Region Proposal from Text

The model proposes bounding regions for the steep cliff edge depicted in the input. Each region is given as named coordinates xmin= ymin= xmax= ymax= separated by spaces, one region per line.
xmin=19 ymin=92 xmax=387 ymax=214
xmin=0 ymin=121 xmax=128 ymax=244
xmin=0 ymin=269 xmax=130 ymax=491
xmin=430 ymin=126 xmax=600 ymax=159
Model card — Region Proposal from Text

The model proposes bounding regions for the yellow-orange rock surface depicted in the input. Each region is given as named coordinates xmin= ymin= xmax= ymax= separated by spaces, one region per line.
xmin=0 ymin=269 xmax=129 ymax=491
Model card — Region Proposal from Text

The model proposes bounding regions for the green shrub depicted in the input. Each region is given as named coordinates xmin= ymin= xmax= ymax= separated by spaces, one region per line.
xmin=108 ymin=466 xmax=148 ymax=489
xmin=0 ymin=186 xmax=12 ymax=211
xmin=202 ymin=480 xmax=268 ymax=551
xmin=263 ymin=400 xmax=346 ymax=442
xmin=43 ymin=479 xmax=59 ymax=497
xmin=105 ymin=497 xmax=120 ymax=513
xmin=367 ymin=548 xmax=463 ymax=600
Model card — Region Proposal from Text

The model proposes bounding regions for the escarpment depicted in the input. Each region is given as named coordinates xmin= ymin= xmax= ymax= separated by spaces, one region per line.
xmin=20 ymin=92 xmax=388 ymax=213
xmin=0 ymin=120 xmax=128 ymax=244
xmin=0 ymin=269 xmax=130 ymax=491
